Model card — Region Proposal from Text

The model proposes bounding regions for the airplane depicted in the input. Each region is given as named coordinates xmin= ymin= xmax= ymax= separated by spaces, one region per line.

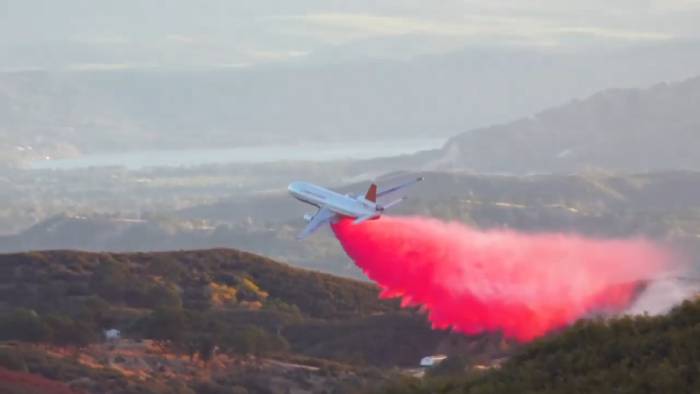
xmin=288 ymin=176 xmax=424 ymax=239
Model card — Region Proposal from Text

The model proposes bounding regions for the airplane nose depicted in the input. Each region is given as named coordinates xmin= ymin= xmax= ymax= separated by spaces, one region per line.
xmin=288 ymin=182 xmax=302 ymax=194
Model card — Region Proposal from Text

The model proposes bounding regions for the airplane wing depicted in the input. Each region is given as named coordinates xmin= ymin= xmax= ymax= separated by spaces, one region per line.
xmin=297 ymin=206 xmax=337 ymax=240
xmin=379 ymin=196 xmax=407 ymax=210
xmin=377 ymin=176 xmax=424 ymax=200
xmin=352 ymin=213 xmax=379 ymax=225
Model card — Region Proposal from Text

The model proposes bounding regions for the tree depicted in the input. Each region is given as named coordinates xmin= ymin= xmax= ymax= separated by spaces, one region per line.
xmin=221 ymin=326 xmax=289 ymax=356
xmin=144 ymin=307 xmax=187 ymax=344
xmin=147 ymin=257 xmax=186 ymax=282
xmin=197 ymin=336 xmax=216 ymax=364
xmin=148 ymin=285 xmax=183 ymax=310
xmin=90 ymin=259 xmax=129 ymax=302
xmin=0 ymin=349 xmax=27 ymax=372
xmin=45 ymin=315 xmax=98 ymax=347
xmin=0 ymin=309 xmax=49 ymax=343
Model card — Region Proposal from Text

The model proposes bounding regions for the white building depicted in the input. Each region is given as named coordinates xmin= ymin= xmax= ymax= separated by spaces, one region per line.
xmin=104 ymin=329 xmax=121 ymax=341
xmin=420 ymin=355 xmax=448 ymax=368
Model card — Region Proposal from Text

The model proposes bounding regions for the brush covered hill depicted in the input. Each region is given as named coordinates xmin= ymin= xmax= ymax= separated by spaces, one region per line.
xmin=0 ymin=249 xmax=506 ymax=393
xmin=379 ymin=298 xmax=700 ymax=394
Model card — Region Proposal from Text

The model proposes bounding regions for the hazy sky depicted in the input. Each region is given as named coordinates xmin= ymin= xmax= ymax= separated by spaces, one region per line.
xmin=1 ymin=0 xmax=699 ymax=69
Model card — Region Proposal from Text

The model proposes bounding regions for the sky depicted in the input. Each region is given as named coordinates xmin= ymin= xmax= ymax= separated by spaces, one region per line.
xmin=1 ymin=0 xmax=699 ymax=69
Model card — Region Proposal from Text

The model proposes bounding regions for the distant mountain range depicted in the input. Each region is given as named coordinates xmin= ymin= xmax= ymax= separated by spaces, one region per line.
xmin=427 ymin=75 xmax=700 ymax=173
xmin=2 ymin=41 xmax=700 ymax=160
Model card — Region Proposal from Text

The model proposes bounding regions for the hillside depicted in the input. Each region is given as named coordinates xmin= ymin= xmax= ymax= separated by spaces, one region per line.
xmin=430 ymin=75 xmax=700 ymax=173
xmin=0 ymin=249 xmax=503 ymax=393
xmin=379 ymin=298 xmax=700 ymax=394
xmin=0 ymin=367 xmax=76 ymax=394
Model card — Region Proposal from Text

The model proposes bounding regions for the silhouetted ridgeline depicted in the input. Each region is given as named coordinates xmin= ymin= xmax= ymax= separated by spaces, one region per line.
xmin=429 ymin=75 xmax=700 ymax=174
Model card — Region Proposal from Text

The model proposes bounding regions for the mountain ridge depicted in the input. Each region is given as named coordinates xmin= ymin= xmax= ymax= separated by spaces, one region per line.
xmin=3 ymin=41 xmax=700 ymax=162
xmin=427 ymin=75 xmax=700 ymax=174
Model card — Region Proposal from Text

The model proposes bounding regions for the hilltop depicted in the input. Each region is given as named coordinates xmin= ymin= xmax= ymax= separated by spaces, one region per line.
xmin=0 ymin=249 xmax=506 ymax=393
xmin=1 ymin=247 xmax=694 ymax=393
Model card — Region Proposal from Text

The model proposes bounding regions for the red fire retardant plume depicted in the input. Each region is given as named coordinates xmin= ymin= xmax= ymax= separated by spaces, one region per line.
xmin=332 ymin=216 xmax=671 ymax=341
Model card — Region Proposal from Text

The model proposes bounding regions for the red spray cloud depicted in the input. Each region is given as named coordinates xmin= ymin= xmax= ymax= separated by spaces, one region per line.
xmin=332 ymin=216 xmax=671 ymax=341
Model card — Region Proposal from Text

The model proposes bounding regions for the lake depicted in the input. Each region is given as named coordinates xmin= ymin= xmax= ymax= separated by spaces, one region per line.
xmin=29 ymin=138 xmax=444 ymax=170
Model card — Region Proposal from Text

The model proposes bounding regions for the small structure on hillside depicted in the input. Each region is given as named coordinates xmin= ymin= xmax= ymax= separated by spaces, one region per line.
xmin=104 ymin=329 xmax=121 ymax=342
xmin=420 ymin=355 xmax=448 ymax=368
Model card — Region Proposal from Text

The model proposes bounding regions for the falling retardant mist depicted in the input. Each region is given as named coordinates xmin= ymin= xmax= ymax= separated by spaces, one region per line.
xmin=332 ymin=216 xmax=673 ymax=341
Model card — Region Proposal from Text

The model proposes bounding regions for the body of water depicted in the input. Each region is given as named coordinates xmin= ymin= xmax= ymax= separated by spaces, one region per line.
xmin=29 ymin=139 xmax=444 ymax=170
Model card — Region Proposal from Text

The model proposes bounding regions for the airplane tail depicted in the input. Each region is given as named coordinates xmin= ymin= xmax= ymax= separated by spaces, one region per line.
xmin=365 ymin=183 xmax=377 ymax=202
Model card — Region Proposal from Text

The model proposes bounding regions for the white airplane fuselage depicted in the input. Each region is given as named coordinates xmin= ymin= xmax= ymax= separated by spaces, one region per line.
xmin=288 ymin=177 xmax=423 ymax=239
xmin=288 ymin=181 xmax=376 ymax=218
